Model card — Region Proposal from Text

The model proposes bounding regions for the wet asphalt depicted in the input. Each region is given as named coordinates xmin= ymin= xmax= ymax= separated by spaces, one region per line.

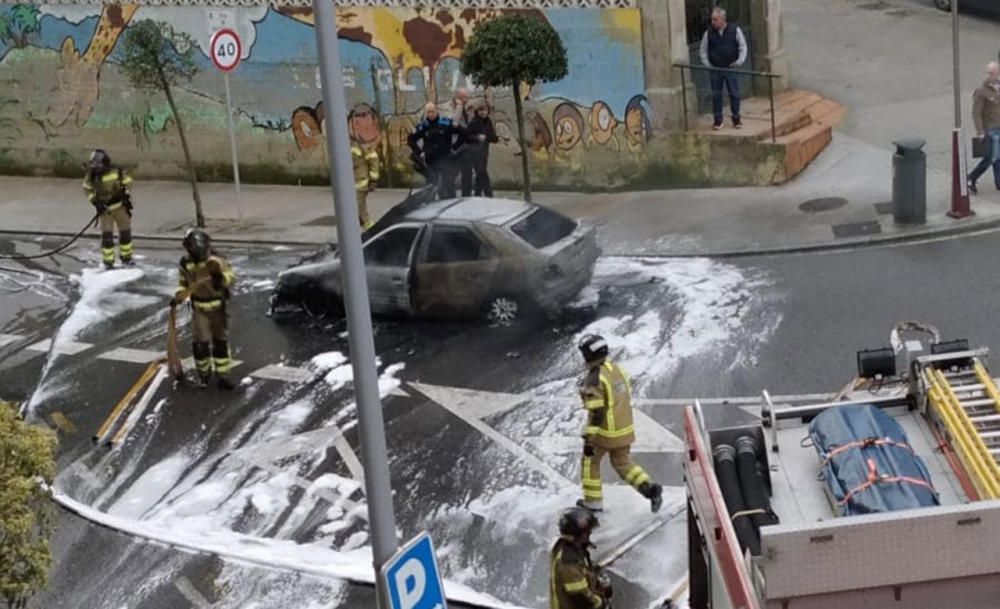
xmin=4 ymin=228 xmax=1000 ymax=608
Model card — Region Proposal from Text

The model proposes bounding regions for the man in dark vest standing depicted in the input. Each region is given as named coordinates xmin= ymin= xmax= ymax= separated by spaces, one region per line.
xmin=699 ymin=7 xmax=748 ymax=130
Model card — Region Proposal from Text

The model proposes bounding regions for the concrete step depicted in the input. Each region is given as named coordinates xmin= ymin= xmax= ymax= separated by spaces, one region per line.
xmin=776 ymin=121 xmax=833 ymax=180
xmin=806 ymin=98 xmax=847 ymax=128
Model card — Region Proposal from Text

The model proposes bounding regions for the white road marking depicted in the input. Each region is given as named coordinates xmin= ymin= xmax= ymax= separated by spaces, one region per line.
xmin=409 ymin=382 xmax=524 ymax=420
xmin=409 ymin=383 xmax=571 ymax=488
xmin=26 ymin=338 xmax=92 ymax=355
xmin=249 ymin=364 xmax=313 ymax=383
xmin=225 ymin=424 xmax=365 ymax=483
xmin=174 ymin=577 xmax=213 ymax=609
xmin=253 ymin=460 xmax=363 ymax=515
xmin=98 ymin=347 xmax=165 ymax=364
xmin=0 ymin=333 xmax=25 ymax=348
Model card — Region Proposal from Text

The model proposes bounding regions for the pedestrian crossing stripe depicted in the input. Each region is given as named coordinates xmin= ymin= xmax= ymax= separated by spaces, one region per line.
xmin=26 ymin=338 xmax=93 ymax=355
xmin=249 ymin=364 xmax=313 ymax=383
xmin=0 ymin=333 xmax=25 ymax=348
xmin=98 ymin=347 xmax=166 ymax=364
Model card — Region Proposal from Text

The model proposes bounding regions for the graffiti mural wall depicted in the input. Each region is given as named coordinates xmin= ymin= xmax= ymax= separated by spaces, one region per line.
xmin=0 ymin=4 xmax=650 ymax=187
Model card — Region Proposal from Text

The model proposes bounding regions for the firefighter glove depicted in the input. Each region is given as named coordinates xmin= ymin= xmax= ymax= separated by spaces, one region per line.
xmin=211 ymin=271 xmax=225 ymax=291
xmin=93 ymin=201 xmax=107 ymax=215
xmin=583 ymin=443 xmax=596 ymax=457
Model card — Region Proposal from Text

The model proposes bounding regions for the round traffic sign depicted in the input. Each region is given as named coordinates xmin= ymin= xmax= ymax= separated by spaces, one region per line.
xmin=210 ymin=28 xmax=242 ymax=72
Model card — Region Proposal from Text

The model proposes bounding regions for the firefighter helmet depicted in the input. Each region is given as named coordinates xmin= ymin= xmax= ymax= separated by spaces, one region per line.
xmin=183 ymin=228 xmax=211 ymax=262
xmin=578 ymin=334 xmax=609 ymax=364
xmin=558 ymin=506 xmax=599 ymax=537
xmin=88 ymin=149 xmax=111 ymax=172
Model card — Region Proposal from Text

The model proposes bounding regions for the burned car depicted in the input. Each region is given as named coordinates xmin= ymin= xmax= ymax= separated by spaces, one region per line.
xmin=270 ymin=191 xmax=600 ymax=324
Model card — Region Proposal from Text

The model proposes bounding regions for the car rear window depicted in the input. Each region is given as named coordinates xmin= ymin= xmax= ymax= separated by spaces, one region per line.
xmin=509 ymin=207 xmax=577 ymax=249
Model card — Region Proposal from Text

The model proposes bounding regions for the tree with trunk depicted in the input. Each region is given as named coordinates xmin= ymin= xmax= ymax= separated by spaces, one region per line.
xmin=0 ymin=401 xmax=57 ymax=609
xmin=461 ymin=14 xmax=568 ymax=202
xmin=120 ymin=20 xmax=205 ymax=227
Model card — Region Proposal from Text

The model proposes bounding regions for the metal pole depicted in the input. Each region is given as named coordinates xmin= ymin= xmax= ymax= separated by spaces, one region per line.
xmin=949 ymin=0 xmax=973 ymax=217
xmin=312 ymin=0 xmax=398 ymax=605
xmin=223 ymin=72 xmax=243 ymax=221
xmin=768 ymin=77 xmax=776 ymax=143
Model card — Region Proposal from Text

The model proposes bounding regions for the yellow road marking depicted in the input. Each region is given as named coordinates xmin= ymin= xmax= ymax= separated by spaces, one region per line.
xmin=50 ymin=412 xmax=78 ymax=434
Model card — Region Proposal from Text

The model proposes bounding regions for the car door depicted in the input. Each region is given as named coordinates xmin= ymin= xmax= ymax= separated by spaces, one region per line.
xmin=413 ymin=223 xmax=500 ymax=317
xmin=362 ymin=224 xmax=422 ymax=315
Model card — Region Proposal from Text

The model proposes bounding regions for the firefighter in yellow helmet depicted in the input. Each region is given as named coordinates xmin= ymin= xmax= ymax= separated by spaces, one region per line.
xmin=550 ymin=506 xmax=611 ymax=609
xmin=170 ymin=229 xmax=237 ymax=389
xmin=82 ymin=149 xmax=134 ymax=269
xmin=577 ymin=334 xmax=663 ymax=513
xmin=351 ymin=133 xmax=380 ymax=231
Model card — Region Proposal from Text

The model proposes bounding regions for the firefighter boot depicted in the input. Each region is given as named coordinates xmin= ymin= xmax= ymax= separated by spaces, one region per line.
xmin=640 ymin=482 xmax=663 ymax=513
xmin=576 ymin=499 xmax=604 ymax=513
xmin=216 ymin=375 xmax=237 ymax=390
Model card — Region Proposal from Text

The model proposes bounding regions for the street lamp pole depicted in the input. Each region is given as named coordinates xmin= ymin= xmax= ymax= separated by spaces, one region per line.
xmin=311 ymin=0 xmax=399 ymax=605
xmin=949 ymin=0 xmax=973 ymax=217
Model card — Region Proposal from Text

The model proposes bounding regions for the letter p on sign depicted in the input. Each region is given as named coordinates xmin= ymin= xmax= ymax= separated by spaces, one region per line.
xmin=382 ymin=532 xmax=448 ymax=609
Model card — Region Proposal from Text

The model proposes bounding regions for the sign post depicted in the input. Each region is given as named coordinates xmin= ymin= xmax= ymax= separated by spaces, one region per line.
xmin=210 ymin=27 xmax=244 ymax=221
xmin=381 ymin=532 xmax=448 ymax=609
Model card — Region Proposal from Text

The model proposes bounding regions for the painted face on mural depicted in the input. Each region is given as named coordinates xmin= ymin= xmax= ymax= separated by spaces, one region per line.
xmin=625 ymin=100 xmax=649 ymax=146
xmin=528 ymin=112 xmax=553 ymax=152
xmin=553 ymin=103 xmax=584 ymax=151
xmin=349 ymin=104 xmax=381 ymax=145
xmin=589 ymin=102 xmax=616 ymax=145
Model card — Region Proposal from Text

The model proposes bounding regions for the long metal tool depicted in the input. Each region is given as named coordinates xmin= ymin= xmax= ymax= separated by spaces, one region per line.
xmin=93 ymin=359 xmax=162 ymax=445
xmin=312 ymin=0 xmax=398 ymax=603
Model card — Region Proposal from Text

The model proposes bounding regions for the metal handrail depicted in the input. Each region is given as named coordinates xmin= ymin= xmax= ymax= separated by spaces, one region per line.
xmin=674 ymin=62 xmax=781 ymax=143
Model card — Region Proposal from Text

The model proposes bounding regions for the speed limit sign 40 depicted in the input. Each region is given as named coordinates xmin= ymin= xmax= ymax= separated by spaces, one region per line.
xmin=210 ymin=28 xmax=242 ymax=72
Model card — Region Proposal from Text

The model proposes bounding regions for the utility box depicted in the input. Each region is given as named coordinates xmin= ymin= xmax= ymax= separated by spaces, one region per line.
xmin=892 ymin=138 xmax=927 ymax=226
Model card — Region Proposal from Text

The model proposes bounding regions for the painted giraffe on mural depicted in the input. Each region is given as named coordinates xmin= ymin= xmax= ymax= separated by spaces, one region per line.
xmin=47 ymin=4 xmax=138 ymax=128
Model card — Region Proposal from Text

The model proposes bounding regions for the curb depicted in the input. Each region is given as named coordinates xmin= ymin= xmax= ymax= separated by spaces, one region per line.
xmin=4 ymin=214 xmax=1000 ymax=259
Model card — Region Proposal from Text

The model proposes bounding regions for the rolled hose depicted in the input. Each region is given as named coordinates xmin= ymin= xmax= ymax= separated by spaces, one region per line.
xmin=713 ymin=443 xmax=760 ymax=555
xmin=735 ymin=435 xmax=780 ymax=535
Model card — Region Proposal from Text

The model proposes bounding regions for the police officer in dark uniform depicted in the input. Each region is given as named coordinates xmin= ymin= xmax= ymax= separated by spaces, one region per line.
xmin=408 ymin=102 xmax=464 ymax=199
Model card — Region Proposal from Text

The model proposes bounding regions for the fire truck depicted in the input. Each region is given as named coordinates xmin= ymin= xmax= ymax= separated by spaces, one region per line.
xmin=683 ymin=322 xmax=1000 ymax=608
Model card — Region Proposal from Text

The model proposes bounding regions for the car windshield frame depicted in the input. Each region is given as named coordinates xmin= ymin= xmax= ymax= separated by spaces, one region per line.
xmin=507 ymin=206 xmax=578 ymax=249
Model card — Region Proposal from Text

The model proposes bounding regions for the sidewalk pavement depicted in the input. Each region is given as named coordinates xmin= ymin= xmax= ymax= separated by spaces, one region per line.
xmin=2 ymin=134 xmax=999 ymax=257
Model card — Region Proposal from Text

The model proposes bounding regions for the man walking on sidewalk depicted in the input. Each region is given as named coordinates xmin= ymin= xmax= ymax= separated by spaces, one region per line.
xmin=968 ymin=61 xmax=1000 ymax=194
xmin=699 ymin=7 xmax=748 ymax=131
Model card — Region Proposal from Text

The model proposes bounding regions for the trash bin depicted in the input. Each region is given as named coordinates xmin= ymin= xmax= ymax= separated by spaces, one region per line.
xmin=892 ymin=138 xmax=927 ymax=226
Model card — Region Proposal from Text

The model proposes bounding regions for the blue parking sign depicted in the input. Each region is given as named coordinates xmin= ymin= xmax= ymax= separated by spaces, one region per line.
xmin=381 ymin=532 xmax=449 ymax=609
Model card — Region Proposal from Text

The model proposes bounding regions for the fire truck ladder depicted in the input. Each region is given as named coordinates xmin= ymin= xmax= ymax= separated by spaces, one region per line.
xmin=924 ymin=358 xmax=1000 ymax=500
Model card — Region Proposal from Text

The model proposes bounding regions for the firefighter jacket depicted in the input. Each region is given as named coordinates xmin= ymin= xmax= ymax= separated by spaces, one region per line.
xmin=351 ymin=144 xmax=380 ymax=192
xmin=175 ymin=253 xmax=236 ymax=312
xmin=83 ymin=167 xmax=133 ymax=211
xmin=549 ymin=537 xmax=605 ymax=609
xmin=579 ymin=360 xmax=635 ymax=449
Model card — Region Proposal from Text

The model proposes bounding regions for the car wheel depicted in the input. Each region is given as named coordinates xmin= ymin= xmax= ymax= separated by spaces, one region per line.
xmin=484 ymin=294 xmax=521 ymax=326
xmin=934 ymin=0 xmax=950 ymax=10
xmin=301 ymin=290 xmax=344 ymax=319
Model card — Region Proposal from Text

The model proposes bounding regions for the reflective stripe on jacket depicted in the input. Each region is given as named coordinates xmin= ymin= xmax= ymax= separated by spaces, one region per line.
xmin=351 ymin=144 xmax=380 ymax=190
xmin=579 ymin=360 xmax=635 ymax=448
xmin=550 ymin=537 xmax=603 ymax=609
xmin=83 ymin=167 xmax=133 ymax=208
xmin=175 ymin=254 xmax=236 ymax=308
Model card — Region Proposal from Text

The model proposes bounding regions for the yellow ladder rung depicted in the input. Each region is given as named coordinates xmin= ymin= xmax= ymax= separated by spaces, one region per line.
xmin=927 ymin=367 xmax=1000 ymax=499
xmin=973 ymin=361 xmax=1000 ymax=415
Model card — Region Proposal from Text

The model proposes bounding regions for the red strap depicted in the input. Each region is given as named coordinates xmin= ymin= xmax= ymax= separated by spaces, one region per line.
xmin=821 ymin=436 xmax=915 ymax=468
xmin=839 ymin=458 xmax=937 ymax=507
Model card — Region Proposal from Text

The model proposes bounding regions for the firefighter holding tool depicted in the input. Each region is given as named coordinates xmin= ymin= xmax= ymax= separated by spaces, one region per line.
xmin=169 ymin=229 xmax=237 ymax=389
xmin=82 ymin=149 xmax=134 ymax=269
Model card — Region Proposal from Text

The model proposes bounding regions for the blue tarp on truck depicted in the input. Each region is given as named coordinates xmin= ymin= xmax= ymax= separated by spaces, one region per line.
xmin=808 ymin=404 xmax=939 ymax=516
